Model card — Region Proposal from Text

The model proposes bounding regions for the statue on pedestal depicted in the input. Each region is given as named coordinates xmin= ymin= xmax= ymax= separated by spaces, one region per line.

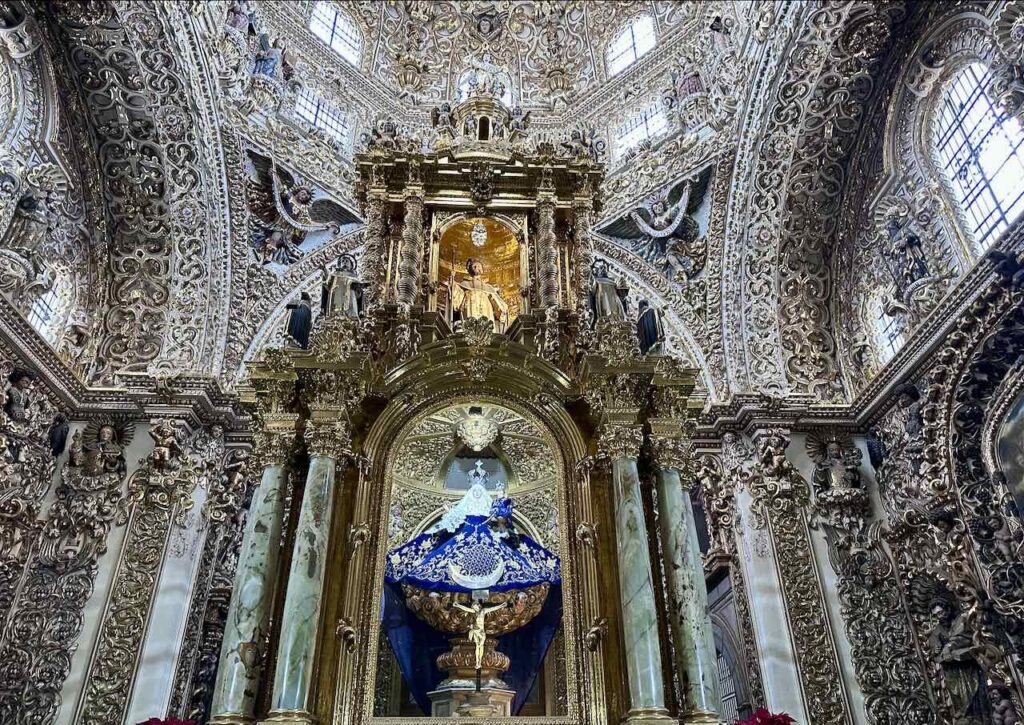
xmin=448 ymin=258 xmax=508 ymax=332
xmin=321 ymin=254 xmax=363 ymax=318
xmin=589 ymin=259 xmax=628 ymax=324
xmin=636 ymin=299 xmax=665 ymax=354
xmin=285 ymin=292 xmax=313 ymax=348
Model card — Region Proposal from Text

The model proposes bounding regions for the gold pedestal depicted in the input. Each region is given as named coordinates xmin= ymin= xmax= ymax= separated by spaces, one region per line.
xmin=430 ymin=636 xmax=515 ymax=716
xmin=622 ymin=706 xmax=676 ymax=724
xmin=682 ymin=710 xmax=726 ymax=724
xmin=210 ymin=715 xmax=254 ymax=725
xmin=260 ymin=709 xmax=316 ymax=725
xmin=429 ymin=686 xmax=515 ymax=717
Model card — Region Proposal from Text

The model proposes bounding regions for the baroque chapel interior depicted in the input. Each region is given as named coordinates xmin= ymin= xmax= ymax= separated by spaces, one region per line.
xmin=3 ymin=1 xmax=1024 ymax=724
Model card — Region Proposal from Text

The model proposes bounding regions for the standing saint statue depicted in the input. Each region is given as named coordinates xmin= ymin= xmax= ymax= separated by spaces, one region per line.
xmin=452 ymin=599 xmax=507 ymax=671
xmin=321 ymin=254 xmax=363 ymax=318
xmin=448 ymin=258 xmax=508 ymax=332
xmin=589 ymin=259 xmax=628 ymax=324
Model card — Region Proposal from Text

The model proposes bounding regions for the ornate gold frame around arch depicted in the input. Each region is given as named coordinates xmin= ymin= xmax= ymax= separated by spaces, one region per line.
xmin=322 ymin=344 xmax=615 ymax=725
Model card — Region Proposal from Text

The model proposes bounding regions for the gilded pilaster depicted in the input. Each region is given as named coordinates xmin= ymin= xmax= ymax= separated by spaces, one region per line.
xmin=747 ymin=428 xmax=853 ymax=725
xmin=79 ymin=420 xmax=210 ymax=725
xmin=650 ymin=426 xmax=723 ymax=724
xmin=598 ymin=423 xmax=673 ymax=724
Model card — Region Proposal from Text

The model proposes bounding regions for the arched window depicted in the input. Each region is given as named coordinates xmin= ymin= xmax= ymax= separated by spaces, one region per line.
xmin=934 ymin=62 xmax=1024 ymax=250
xmin=295 ymin=87 xmax=350 ymax=145
xmin=613 ymin=102 xmax=668 ymax=159
xmin=606 ymin=15 xmax=656 ymax=77
xmin=872 ymin=293 xmax=904 ymax=365
xmin=309 ymin=1 xmax=362 ymax=67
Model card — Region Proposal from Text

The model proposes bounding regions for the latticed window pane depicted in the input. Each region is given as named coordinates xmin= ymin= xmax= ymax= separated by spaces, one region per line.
xmin=27 ymin=288 xmax=57 ymax=341
xmin=935 ymin=62 xmax=1024 ymax=250
xmin=310 ymin=1 xmax=362 ymax=66
xmin=607 ymin=15 xmax=656 ymax=76
xmin=874 ymin=290 xmax=904 ymax=364
xmin=296 ymin=88 xmax=349 ymax=145
xmin=614 ymin=104 xmax=668 ymax=158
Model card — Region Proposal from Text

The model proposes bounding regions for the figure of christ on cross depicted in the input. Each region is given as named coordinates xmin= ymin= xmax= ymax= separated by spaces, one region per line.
xmin=452 ymin=599 xmax=507 ymax=672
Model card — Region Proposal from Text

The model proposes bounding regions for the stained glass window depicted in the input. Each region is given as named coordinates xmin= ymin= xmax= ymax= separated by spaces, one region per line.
xmin=607 ymin=15 xmax=656 ymax=77
xmin=934 ymin=62 xmax=1024 ymax=250
xmin=309 ymin=1 xmax=362 ymax=67
xmin=295 ymin=87 xmax=350 ymax=145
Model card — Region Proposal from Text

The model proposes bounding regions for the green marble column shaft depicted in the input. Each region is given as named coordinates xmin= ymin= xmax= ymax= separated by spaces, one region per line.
xmin=656 ymin=466 xmax=722 ymax=719
xmin=612 ymin=457 xmax=669 ymax=713
xmin=270 ymin=454 xmax=337 ymax=713
xmin=210 ymin=463 xmax=288 ymax=722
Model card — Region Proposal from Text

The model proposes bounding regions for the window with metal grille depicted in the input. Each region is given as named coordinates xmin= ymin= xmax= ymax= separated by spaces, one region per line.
xmin=874 ymin=291 xmax=904 ymax=364
xmin=295 ymin=88 xmax=349 ymax=145
xmin=934 ymin=62 xmax=1024 ymax=250
xmin=607 ymin=15 xmax=656 ymax=77
xmin=309 ymin=1 xmax=362 ymax=67
xmin=27 ymin=287 xmax=57 ymax=342
xmin=614 ymin=103 xmax=668 ymax=159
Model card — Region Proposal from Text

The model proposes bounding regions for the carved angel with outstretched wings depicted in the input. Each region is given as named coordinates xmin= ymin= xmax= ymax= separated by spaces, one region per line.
xmin=245 ymin=152 xmax=352 ymax=266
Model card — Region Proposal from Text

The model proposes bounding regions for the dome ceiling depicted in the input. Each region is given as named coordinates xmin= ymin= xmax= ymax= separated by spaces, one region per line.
xmin=268 ymin=1 xmax=718 ymax=117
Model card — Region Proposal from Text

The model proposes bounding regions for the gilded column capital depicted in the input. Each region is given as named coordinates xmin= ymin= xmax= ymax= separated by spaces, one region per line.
xmin=302 ymin=369 xmax=366 ymax=411
xmin=304 ymin=418 xmax=353 ymax=461
xmin=597 ymin=423 xmax=643 ymax=461
xmin=254 ymin=413 xmax=298 ymax=469
xmin=649 ymin=435 xmax=693 ymax=479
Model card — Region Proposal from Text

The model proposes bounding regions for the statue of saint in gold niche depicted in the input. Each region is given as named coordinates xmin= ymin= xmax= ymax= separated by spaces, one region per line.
xmin=447 ymin=258 xmax=508 ymax=332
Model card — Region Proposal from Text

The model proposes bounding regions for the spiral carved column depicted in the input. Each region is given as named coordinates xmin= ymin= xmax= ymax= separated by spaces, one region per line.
xmin=572 ymin=191 xmax=594 ymax=313
xmin=396 ymin=186 xmax=424 ymax=311
xmin=361 ymin=185 xmax=389 ymax=312
xmin=536 ymin=190 xmax=558 ymax=308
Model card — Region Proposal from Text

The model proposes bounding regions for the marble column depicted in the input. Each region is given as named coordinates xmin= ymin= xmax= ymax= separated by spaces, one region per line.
xmin=267 ymin=420 xmax=349 ymax=722
xmin=602 ymin=425 xmax=673 ymax=723
xmin=654 ymin=447 xmax=723 ymax=723
xmin=211 ymin=430 xmax=293 ymax=724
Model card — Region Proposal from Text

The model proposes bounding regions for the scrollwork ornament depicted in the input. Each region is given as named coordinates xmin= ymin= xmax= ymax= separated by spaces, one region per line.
xmin=747 ymin=427 xmax=851 ymax=724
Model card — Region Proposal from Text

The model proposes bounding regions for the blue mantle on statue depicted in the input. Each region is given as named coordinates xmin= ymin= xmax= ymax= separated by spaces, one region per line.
xmin=382 ymin=482 xmax=562 ymax=715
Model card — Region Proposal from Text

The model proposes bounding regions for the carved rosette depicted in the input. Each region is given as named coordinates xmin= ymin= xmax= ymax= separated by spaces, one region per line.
xmin=396 ymin=184 xmax=425 ymax=310
xmin=305 ymin=418 xmax=353 ymax=461
xmin=597 ymin=423 xmax=643 ymax=462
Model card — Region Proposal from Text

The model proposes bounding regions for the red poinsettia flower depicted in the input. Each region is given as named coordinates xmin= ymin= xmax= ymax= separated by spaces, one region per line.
xmin=737 ymin=708 xmax=797 ymax=725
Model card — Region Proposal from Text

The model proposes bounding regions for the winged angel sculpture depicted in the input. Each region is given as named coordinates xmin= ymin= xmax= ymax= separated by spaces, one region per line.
xmin=625 ymin=178 xmax=707 ymax=286
xmin=245 ymin=152 xmax=351 ymax=267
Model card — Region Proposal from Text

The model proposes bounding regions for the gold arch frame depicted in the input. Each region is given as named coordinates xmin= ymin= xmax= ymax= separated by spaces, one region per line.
xmin=322 ymin=344 xmax=614 ymax=725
